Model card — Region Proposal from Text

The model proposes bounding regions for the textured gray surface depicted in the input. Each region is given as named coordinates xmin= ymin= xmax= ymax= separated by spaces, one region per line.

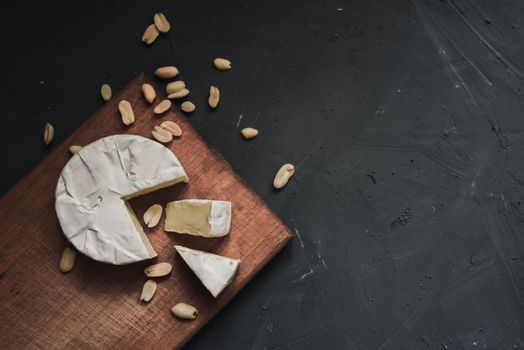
xmin=2 ymin=0 xmax=524 ymax=349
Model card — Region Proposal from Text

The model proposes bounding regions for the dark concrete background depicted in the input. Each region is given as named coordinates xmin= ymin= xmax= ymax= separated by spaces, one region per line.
xmin=2 ymin=0 xmax=524 ymax=349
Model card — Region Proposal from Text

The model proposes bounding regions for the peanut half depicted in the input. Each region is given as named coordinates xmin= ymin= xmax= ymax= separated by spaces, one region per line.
xmin=273 ymin=164 xmax=295 ymax=189
xmin=152 ymin=125 xmax=173 ymax=143
xmin=167 ymin=88 xmax=189 ymax=99
xmin=142 ymin=24 xmax=159 ymax=45
xmin=181 ymin=101 xmax=196 ymax=113
xmin=166 ymin=81 xmax=186 ymax=94
xmin=43 ymin=122 xmax=54 ymax=146
xmin=208 ymin=86 xmax=220 ymax=108
xmin=241 ymin=127 xmax=258 ymax=140
xmin=68 ymin=145 xmax=82 ymax=154
xmin=171 ymin=303 xmax=198 ymax=320
xmin=143 ymin=204 xmax=163 ymax=228
xmin=118 ymin=100 xmax=135 ymax=125
xmin=154 ymin=99 xmax=172 ymax=115
xmin=59 ymin=247 xmax=77 ymax=273
xmin=144 ymin=262 xmax=173 ymax=277
xmin=213 ymin=58 xmax=232 ymax=71
xmin=160 ymin=121 xmax=182 ymax=137
xmin=153 ymin=13 xmax=171 ymax=33
xmin=142 ymin=83 xmax=156 ymax=104
xmin=100 ymin=83 xmax=112 ymax=101
xmin=155 ymin=66 xmax=179 ymax=79
xmin=140 ymin=279 xmax=157 ymax=303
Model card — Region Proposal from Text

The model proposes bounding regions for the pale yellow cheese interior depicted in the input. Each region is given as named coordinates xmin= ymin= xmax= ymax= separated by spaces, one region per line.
xmin=123 ymin=175 xmax=189 ymax=257
xmin=122 ymin=176 xmax=189 ymax=200
xmin=165 ymin=201 xmax=212 ymax=235
xmin=125 ymin=202 xmax=157 ymax=257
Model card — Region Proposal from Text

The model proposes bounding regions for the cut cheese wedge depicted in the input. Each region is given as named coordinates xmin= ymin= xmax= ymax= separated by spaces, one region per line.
xmin=165 ymin=199 xmax=231 ymax=237
xmin=55 ymin=135 xmax=188 ymax=265
xmin=175 ymin=245 xmax=240 ymax=297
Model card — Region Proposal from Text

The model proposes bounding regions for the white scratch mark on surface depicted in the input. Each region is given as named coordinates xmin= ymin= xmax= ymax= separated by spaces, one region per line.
xmin=375 ymin=107 xmax=385 ymax=115
xmin=293 ymin=268 xmax=314 ymax=283
xmin=271 ymin=326 xmax=330 ymax=349
xmin=236 ymin=114 xmax=243 ymax=129
xmin=317 ymin=253 xmax=328 ymax=270
xmin=290 ymin=216 xmax=305 ymax=248
xmin=470 ymin=180 xmax=476 ymax=196
xmin=444 ymin=0 xmax=522 ymax=81
xmin=294 ymin=226 xmax=304 ymax=248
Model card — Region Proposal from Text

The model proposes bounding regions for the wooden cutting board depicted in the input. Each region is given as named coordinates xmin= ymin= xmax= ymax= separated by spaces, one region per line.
xmin=0 ymin=75 xmax=292 ymax=349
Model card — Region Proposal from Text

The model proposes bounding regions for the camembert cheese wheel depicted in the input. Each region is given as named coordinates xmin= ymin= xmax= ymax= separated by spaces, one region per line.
xmin=55 ymin=134 xmax=188 ymax=265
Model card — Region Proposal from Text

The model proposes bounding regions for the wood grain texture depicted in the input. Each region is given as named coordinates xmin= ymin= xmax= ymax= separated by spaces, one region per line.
xmin=0 ymin=75 xmax=293 ymax=349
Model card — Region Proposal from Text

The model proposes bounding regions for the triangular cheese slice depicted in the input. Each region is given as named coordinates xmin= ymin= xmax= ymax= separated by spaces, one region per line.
xmin=175 ymin=245 xmax=240 ymax=297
